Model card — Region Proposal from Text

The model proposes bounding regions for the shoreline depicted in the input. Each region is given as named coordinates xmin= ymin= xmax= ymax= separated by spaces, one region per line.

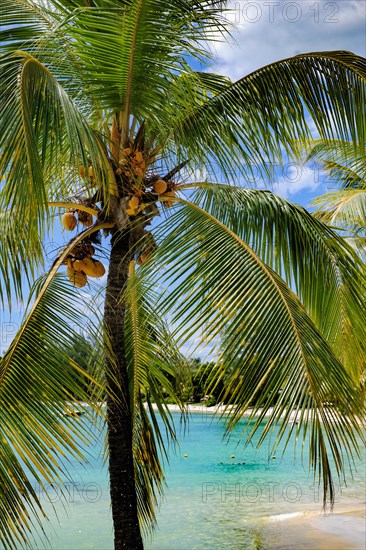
xmin=72 ymin=401 xmax=364 ymax=425
xmin=259 ymin=506 xmax=366 ymax=549
xmin=73 ymin=401 xmax=303 ymax=419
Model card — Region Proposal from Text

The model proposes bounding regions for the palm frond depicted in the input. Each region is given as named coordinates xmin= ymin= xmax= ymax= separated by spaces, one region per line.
xmin=170 ymin=51 xmax=366 ymax=181
xmin=0 ymin=0 xmax=57 ymax=51
xmin=53 ymin=0 xmax=228 ymax=114
xmin=0 ymin=50 xmax=115 ymax=244
xmin=302 ymin=139 xmax=366 ymax=189
xmin=312 ymin=189 xmax=366 ymax=228
xmin=0 ymin=210 xmax=44 ymax=307
xmin=140 ymin=198 xmax=365 ymax=506
xmin=0 ymin=273 xmax=104 ymax=549
xmin=124 ymin=261 xmax=186 ymax=533
xmin=177 ymin=183 xmax=365 ymax=380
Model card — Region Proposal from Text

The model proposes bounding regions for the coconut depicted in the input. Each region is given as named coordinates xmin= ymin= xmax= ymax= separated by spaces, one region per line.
xmin=67 ymin=266 xmax=87 ymax=288
xmin=62 ymin=212 xmax=77 ymax=231
xmin=89 ymin=260 xmax=106 ymax=278
xmin=128 ymin=195 xmax=140 ymax=209
xmin=134 ymin=150 xmax=144 ymax=163
xmin=78 ymin=165 xmax=86 ymax=178
xmin=88 ymin=166 xmax=94 ymax=179
xmin=78 ymin=211 xmax=93 ymax=227
xmin=126 ymin=207 xmax=137 ymax=216
xmin=122 ymin=147 xmax=132 ymax=156
xmin=75 ymin=257 xmax=105 ymax=278
xmin=153 ymin=179 xmax=168 ymax=194
xmin=161 ymin=190 xmax=176 ymax=207
xmin=134 ymin=166 xmax=144 ymax=178
xmin=73 ymin=259 xmax=85 ymax=272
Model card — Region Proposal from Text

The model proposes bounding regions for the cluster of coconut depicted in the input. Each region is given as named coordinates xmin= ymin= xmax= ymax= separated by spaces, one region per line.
xmin=126 ymin=178 xmax=176 ymax=216
xmin=117 ymin=147 xmax=146 ymax=179
xmin=113 ymin=147 xmax=177 ymax=216
xmin=65 ymin=242 xmax=105 ymax=288
xmin=62 ymin=209 xmax=93 ymax=231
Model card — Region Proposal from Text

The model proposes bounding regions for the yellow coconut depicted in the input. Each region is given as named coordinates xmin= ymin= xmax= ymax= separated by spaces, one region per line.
xmin=78 ymin=165 xmax=86 ymax=178
xmin=74 ymin=257 xmax=105 ymax=278
xmin=67 ymin=267 xmax=87 ymax=288
xmin=89 ymin=260 xmax=106 ymax=278
xmin=161 ymin=190 xmax=176 ymax=207
xmin=134 ymin=150 xmax=144 ymax=163
xmin=72 ymin=259 xmax=85 ymax=272
xmin=62 ymin=212 xmax=77 ymax=231
xmin=88 ymin=166 xmax=94 ymax=179
xmin=153 ymin=179 xmax=168 ymax=194
xmin=126 ymin=207 xmax=137 ymax=216
xmin=122 ymin=147 xmax=132 ymax=156
xmin=134 ymin=166 xmax=145 ymax=178
xmin=128 ymin=196 xmax=140 ymax=209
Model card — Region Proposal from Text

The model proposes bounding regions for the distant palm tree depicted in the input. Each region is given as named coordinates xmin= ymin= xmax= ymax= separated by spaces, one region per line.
xmin=1 ymin=1 xmax=365 ymax=549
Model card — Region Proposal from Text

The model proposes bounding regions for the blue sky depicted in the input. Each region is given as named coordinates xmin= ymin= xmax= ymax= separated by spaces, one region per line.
xmin=1 ymin=0 xmax=365 ymax=354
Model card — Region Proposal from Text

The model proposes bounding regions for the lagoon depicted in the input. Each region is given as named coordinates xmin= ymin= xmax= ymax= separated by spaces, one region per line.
xmin=27 ymin=411 xmax=365 ymax=549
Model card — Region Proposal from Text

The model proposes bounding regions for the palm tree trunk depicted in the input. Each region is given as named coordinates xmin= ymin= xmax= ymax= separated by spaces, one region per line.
xmin=104 ymin=228 xmax=144 ymax=550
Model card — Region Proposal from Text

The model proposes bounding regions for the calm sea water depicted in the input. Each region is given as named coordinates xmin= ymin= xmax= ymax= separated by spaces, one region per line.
xmin=24 ymin=412 xmax=365 ymax=549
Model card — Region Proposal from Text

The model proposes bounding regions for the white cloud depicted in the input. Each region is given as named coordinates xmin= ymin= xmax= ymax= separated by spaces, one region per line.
xmin=273 ymin=165 xmax=321 ymax=199
xmin=212 ymin=1 xmax=366 ymax=80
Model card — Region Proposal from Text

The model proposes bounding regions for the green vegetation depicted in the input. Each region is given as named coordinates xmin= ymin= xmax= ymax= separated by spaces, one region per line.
xmin=1 ymin=2 xmax=365 ymax=549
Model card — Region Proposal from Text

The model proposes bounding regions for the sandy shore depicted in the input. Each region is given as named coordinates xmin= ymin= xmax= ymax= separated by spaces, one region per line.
xmin=149 ymin=402 xmax=304 ymax=421
xmin=259 ymin=506 xmax=366 ymax=549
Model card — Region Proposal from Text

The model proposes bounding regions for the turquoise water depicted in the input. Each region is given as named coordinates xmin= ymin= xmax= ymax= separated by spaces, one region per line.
xmin=23 ymin=412 xmax=365 ymax=549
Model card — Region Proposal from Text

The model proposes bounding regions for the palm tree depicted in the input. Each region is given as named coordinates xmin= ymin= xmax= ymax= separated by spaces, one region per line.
xmin=1 ymin=1 xmax=366 ymax=549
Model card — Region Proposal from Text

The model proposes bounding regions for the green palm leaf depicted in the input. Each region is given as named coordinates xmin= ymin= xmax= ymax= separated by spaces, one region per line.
xmin=184 ymin=183 xmax=365 ymax=379
xmin=172 ymin=52 xmax=366 ymax=181
xmin=313 ymin=189 xmax=366 ymax=228
xmin=124 ymin=261 xmax=186 ymax=532
xmin=303 ymin=139 xmax=366 ymax=189
xmin=139 ymin=198 xmax=365 ymax=506
xmin=0 ymin=273 xmax=104 ymax=549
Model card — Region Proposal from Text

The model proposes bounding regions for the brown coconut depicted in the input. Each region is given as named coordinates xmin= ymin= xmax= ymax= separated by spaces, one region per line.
xmin=62 ymin=212 xmax=77 ymax=231
xmin=67 ymin=266 xmax=87 ymax=288
xmin=75 ymin=257 xmax=105 ymax=278
xmin=72 ymin=259 xmax=85 ymax=272
xmin=78 ymin=211 xmax=93 ymax=227
xmin=128 ymin=195 xmax=140 ymax=209
xmin=134 ymin=166 xmax=145 ymax=178
xmin=134 ymin=150 xmax=144 ymax=163
xmin=162 ymin=190 xmax=176 ymax=207
xmin=153 ymin=179 xmax=168 ymax=194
